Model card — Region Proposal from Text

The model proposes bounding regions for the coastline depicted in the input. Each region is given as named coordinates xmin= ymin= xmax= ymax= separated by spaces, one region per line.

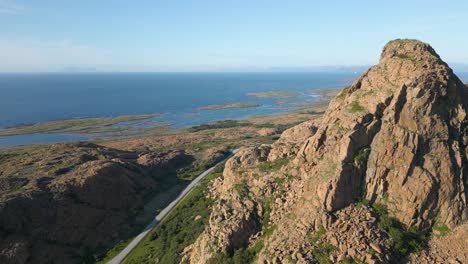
xmin=0 ymin=87 xmax=342 ymax=149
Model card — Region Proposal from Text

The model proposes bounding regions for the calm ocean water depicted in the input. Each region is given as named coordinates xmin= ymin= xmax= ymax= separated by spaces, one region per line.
xmin=1 ymin=72 xmax=467 ymax=148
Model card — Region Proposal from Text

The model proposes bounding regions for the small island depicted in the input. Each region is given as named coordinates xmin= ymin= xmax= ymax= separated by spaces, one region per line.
xmin=247 ymin=91 xmax=300 ymax=98
xmin=198 ymin=102 xmax=261 ymax=110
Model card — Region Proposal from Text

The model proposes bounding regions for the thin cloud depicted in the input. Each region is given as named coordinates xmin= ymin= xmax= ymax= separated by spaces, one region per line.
xmin=0 ymin=37 xmax=116 ymax=72
xmin=0 ymin=0 xmax=23 ymax=15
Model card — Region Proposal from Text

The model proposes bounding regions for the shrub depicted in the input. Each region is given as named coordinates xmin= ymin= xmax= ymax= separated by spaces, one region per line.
xmin=432 ymin=216 xmax=451 ymax=238
xmin=353 ymin=148 xmax=368 ymax=162
xmin=372 ymin=203 xmax=425 ymax=259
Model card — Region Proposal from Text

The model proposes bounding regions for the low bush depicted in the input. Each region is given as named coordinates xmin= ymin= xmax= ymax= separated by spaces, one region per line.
xmin=373 ymin=203 xmax=425 ymax=259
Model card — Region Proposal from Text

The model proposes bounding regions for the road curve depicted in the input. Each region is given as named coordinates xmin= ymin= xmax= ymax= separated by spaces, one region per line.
xmin=107 ymin=148 xmax=240 ymax=264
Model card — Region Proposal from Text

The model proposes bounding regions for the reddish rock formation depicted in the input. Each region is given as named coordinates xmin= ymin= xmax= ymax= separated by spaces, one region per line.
xmin=183 ymin=39 xmax=468 ymax=263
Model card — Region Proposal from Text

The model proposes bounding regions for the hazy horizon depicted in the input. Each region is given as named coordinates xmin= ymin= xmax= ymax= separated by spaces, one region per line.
xmin=1 ymin=0 xmax=468 ymax=72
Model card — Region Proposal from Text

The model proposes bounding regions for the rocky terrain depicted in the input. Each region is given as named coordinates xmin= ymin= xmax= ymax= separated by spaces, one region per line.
xmin=0 ymin=105 xmax=320 ymax=263
xmin=0 ymin=140 xmax=234 ymax=263
xmin=0 ymin=142 xmax=179 ymax=263
xmin=182 ymin=39 xmax=468 ymax=263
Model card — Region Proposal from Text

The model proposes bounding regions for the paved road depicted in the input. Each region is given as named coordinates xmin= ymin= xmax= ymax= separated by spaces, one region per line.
xmin=107 ymin=148 xmax=239 ymax=264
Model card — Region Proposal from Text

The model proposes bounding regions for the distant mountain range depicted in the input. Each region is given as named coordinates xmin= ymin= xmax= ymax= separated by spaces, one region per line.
xmin=269 ymin=63 xmax=468 ymax=74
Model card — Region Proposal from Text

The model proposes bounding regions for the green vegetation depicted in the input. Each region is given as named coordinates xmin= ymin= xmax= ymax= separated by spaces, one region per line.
xmin=355 ymin=198 xmax=370 ymax=208
xmin=390 ymin=39 xmax=420 ymax=44
xmin=176 ymin=152 xmax=228 ymax=181
xmin=0 ymin=113 xmax=160 ymax=136
xmin=334 ymin=120 xmax=350 ymax=134
xmin=395 ymin=53 xmax=414 ymax=61
xmin=207 ymin=239 xmax=264 ymax=264
xmin=198 ymin=102 xmax=261 ymax=110
xmin=96 ymin=172 xmax=191 ymax=263
xmin=123 ymin=165 xmax=224 ymax=264
xmin=247 ymin=91 xmax=300 ymax=98
xmin=254 ymin=121 xmax=303 ymax=133
xmin=347 ymin=101 xmax=365 ymax=113
xmin=312 ymin=243 xmax=337 ymax=264
xmin=432 ymin=215 xmax=451 ymax=238
xmin=354 ymin=148 xmax=370 ymax=163
xmin=339 ymin=257 xmax=366 ymax=264
xmin=310 ymin=225 xmax=326 ymax=243
xmin=307 ymin=87 xmax=344 ymax=100
xmin=233 ymin=180 xmax=250 ymax=197
xmin=185 ymin=118 xmax=302 ymax=134
xmin=188 ymin=120 xmax=250 ymax=132
xmin=372 ymin=203 xmax=425 ymax=259
xmin=257 ymin=157 xmax=289 ymax=172
xmin=336 ymin=86 xmax=350 ymax=101
xmin=298 ymin=110 xmax=325 ymax=115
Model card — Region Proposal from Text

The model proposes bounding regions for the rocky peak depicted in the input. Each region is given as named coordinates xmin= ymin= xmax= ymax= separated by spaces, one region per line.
xmin=380 ymin=39 xmax=441 ymax=62
xmin=296 ymin=38 xmax=467 ymax=229
xmin=183 ymin=40 xmax=468 ymax=263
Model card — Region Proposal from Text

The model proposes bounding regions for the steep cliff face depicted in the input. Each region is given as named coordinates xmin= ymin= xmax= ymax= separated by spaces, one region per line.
xmin=295 ymin=39 xmax=467 ymax=229
xmin=184 ymin=40 xmax=468 ymax=263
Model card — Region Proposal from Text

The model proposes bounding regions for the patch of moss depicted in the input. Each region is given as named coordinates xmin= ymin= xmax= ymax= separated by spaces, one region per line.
xmin=395 ymin=53 xmax=415 ymax=61
xmin=257 ymin=157 xmax=289 ymax=172
xmin=347 ymin=101 xmax=365 ymax=113
xmin=354 ymin=148 xmax=370 ymax=165
xmin=354 ymin=150 xmax=365 ymax=162
xmin=432 ymin=216 xmax=451 ymax=238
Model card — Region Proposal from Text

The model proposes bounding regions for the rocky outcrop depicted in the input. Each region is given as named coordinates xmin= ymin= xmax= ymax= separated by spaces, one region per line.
xmin=0 ymin=142 xmax=199 ymax=264
xmin=268 ymin=120 xmax=318 ymax=160
xmin=183 ymin=39 xmax=468 ymax=263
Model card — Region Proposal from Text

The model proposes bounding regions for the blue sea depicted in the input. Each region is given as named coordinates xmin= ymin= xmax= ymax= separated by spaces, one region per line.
xmin=1 ymin=72 xmax=467 ymax=148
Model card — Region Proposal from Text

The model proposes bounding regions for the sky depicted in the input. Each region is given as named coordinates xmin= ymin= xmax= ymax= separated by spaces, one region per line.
xmin=1 ymin=0 xmax=468 ymax=72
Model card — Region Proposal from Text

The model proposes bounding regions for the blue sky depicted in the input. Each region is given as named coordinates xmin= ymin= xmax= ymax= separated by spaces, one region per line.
xmin=1 ymin=0 xmax=468 ymax=72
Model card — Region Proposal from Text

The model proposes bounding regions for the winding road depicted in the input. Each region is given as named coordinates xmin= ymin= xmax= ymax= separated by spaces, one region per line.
xmin=107 ymin=148 xmax=239 ymax=264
